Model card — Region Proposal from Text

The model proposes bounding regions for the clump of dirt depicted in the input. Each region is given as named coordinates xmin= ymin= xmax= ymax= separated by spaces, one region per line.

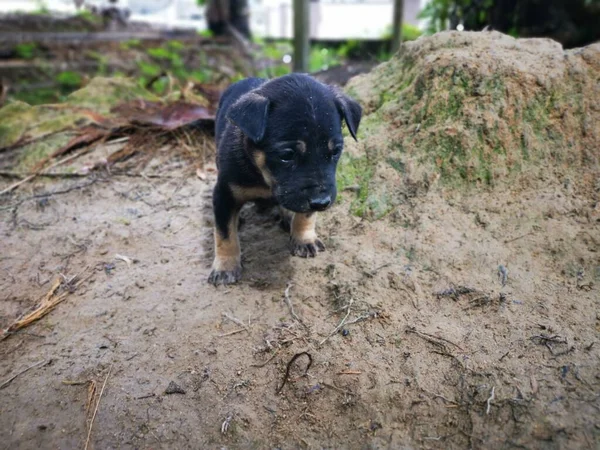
xmin=0 ymin=32 xmax=599 ymax=449
xmin=345 ymin=31 xmax=599 ymax=192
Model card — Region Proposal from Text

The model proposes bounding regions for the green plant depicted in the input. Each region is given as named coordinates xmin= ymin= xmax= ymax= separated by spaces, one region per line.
xmin=120 ymin=39 xmax=141 ymax=50
xmin=32 ymin=0 xmax=50 ymax=14
xmin=76 ymin=9 xmax=102 ymax=24
xmin=309 ymin=46 xmax=342 ymax=72
xmin=15 ymin=43 xmax=37 ymax=60
xmin=56 ymin=71 xmax=83 ymax=88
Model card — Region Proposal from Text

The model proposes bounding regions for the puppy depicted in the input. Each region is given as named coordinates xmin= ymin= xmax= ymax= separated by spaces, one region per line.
xmin=208 ymin=73 xmax=362 ymax=285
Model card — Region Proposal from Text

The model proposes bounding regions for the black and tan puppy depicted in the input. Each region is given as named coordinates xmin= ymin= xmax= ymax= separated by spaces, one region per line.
xmin=208 ymin=73 xmax=362 ymax=285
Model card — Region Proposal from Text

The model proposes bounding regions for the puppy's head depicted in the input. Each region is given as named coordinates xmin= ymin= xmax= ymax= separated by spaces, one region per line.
xmin=226 ymin=73 xmax=362 ymax=213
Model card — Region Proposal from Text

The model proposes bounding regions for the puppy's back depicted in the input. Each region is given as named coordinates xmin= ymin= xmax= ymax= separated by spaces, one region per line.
xmin=215 ymin=77 xmax=266 ymax=146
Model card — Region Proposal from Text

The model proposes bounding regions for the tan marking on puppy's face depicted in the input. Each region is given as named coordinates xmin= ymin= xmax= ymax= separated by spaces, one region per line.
xmin=212 ymin=212 xmax=241 ymax=271
xmin=252 ymin=150 xmax=275 ymax=187
xmin=291 ymin=212 xmax=318 ymax=243
xmin=229 ymin=183 xmax=272 ymax=204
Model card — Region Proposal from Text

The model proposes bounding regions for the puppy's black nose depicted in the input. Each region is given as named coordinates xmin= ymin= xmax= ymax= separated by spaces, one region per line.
xmin=309 ymin=195 xmax=331 ymax=211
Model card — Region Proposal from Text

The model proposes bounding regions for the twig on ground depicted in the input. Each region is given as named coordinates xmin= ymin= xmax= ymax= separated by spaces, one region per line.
xmin=276 ymin=352 xmax=312 ymax=394
xmin=251 ymin=349 xmax=281 ymax=368
xmin=321 ymin=381 xmax=355 ymax=397
xmin=85 ymin=380 xmax=97 ymax=414
xmin=0 ymin=178 xmax=100 ymax=213
xmin=1 ymin=267 xmax=94 ymax=341
xmin=486 ymin=386 xmax=495 ymax=415
xmin=221 ymin=413 xmax=233 ymax=434
xmin=364 ymin=262 xmax=393 ymax=278
xmin=434 ymin=286 xmax=477 ymax=300
xmin=338 ymin=370 xmax=362 ymax=375
xmin=0 ymin=149 xmax=92 ymax=196
xmin=283 ymin=283 xmax=307 ymax=329
xmin=0 ymin=171 xmax=89 ymax=179
xmin=405 ymin=327 xmax=464 ymax=351
xmin=84 ymin=364 xmax=113 ymax=450
xmin=504 ymin=232 xmax=533 ymax=244
xmin=218 ymin=328 xmax=246 ymax=337
xmin=0 ymin=359 xmax=49 ymax=390
xmin=319 ymin=298 xmax=354 ymax=346
xmin=221 ymin=313 xmax=249 ymax=331
xmin=530 ymin=334 xmax=570 ymax=356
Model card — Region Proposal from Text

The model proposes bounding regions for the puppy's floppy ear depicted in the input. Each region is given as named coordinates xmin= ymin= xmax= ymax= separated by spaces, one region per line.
xmin=333 ymin=90 xmax=362 ymax=141
xmin=227 ymin=93 xmax=270 ymax=142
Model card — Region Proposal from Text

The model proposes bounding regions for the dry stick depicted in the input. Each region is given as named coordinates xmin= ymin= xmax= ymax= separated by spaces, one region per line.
xmin=84 ymin=364 xmax=113 ymax=450
xmin=486 ymin=386 xmax=495 ymax=415
xmin=218 ymin=328 xmax=246 ymax=337
xmin=283 ymin=283 xmax=307 ymax=329
xmin=0 ymin=359 xmax=48 ymax=390
xmin=405 ymin=327 xmax=464 ymax=351
xmin=319 ymin=297 xmax=354 ymax=346
xmin=0 ymin=149 xmax=90 ymax=196
xmin=221 ymin=313 xmax=249 ymax=331
xmin=321 ymin=381 xmax=354 ymax=397
xmin=251 ymin=349 xmax=281 ymax=368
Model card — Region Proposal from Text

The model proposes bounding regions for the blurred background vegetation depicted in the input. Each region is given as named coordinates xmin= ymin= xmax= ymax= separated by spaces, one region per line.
xmin=0 ymin=0 xmax=598 ymax=106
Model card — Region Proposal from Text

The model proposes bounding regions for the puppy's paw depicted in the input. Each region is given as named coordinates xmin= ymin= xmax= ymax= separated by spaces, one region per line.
xmin=208 ymin=266 xmax=242 ymax=286
xmin=290 ymin=237 xmax=325 ymax=258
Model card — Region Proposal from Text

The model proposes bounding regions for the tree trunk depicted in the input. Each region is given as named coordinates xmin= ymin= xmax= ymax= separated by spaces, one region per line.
xmin=293 ymin=0 xmax=310 ymax=72
xmin=206 ymin=0 xmax=251 ymax=39
xmin=391 ymin=0 xmax=404 ymax=54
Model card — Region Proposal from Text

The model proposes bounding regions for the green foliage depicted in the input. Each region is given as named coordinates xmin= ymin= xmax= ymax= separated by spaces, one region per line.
xmin=309 ymin=46 xmax=342 ymax=72
xmin=381 ymin=23 xmax=423 ymax=41
xmin=32 ymin=0 xmax=50 ymax=15
xmin=76 ymin=9 xmax=102 ymax=24
xmin=56 ymin=71 xmax=82 ymax=88
xmin=137 ymin=61 xmax=161 ymax=77
xmin=15 ymin=43 xmax=37 ymax=60
xmin=120 ymin=39 xmax=141 ymax=50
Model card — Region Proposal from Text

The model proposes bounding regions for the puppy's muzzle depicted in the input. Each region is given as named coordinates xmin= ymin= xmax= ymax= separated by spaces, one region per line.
xmin=309 ymin=194 xmax=332 ymax=211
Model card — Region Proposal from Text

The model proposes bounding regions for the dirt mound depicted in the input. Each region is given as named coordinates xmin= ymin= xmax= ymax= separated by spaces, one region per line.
xmin=345 ymin=31 xmax=599 ymax=197
xmin=0 ymin=32 xmax=599 ymax=449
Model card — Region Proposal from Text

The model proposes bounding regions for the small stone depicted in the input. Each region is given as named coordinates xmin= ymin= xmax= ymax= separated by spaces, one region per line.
xmin=165 ymin=381 xmax=186 ymax=395
xmin=342 ymin=329 xmax=350 ymax=337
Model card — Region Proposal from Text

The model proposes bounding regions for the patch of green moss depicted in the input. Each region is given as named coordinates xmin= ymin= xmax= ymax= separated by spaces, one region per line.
xmin=522 ymin=94 xmax=549 ymax=135
xmin=0 ymin=101 xmax=34 ymax=148
xmin=336 ymin=153 xmax=374 ymax=217
xmin=16 ymin=132 xmax=72 ymax=171
xmin=66 ymin=77 xmax=159 ymax=114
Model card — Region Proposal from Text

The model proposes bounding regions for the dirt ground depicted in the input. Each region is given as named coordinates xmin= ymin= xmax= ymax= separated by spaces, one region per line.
xmin=1 ymin=32 xmax=600 ymax=450
xmin=0 ymin=143 xmax=598 ymax=450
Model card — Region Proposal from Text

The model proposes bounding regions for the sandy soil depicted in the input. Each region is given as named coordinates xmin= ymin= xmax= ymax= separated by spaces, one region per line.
xmin=1 ymin=31 xmax=599 ymax=450
xmin=0 ymin=147 xmax=598 ymax=449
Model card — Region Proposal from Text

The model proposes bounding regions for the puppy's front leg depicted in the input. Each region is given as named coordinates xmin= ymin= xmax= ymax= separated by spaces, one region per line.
xmin=289 ymin=211 xmax=325 ymax=258
xmin=209 ymin=184 xmax=242 ymax=285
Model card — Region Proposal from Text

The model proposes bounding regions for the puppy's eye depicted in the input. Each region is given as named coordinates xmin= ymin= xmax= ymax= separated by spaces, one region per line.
xmin=279 ymin=148 xmax=295 ymax=162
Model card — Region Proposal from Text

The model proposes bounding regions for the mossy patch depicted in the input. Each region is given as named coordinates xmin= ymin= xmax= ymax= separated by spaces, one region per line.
xmin=0 ymin=101 xmax=35 ymax=148
xmin=66 ymin=77 xmax=159 ymax=114
xmin=16 ymin=132 xmax=73 ymax=172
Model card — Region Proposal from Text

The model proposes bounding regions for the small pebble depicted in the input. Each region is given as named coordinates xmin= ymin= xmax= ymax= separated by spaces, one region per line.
xmin=165 ymin=381 xmax=186 ymax=395
xmin=342 ymin=329 xmax=349 ymax=337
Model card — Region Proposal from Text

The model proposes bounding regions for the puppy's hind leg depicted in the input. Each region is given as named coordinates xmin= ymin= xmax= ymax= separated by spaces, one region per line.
xmin=289 ymin=212 xmax=325 ymax=258
xmin=209 ymin=184 xmax=243 ymax=285
xmin=278 ymin=206 xmax=293 ymax=233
